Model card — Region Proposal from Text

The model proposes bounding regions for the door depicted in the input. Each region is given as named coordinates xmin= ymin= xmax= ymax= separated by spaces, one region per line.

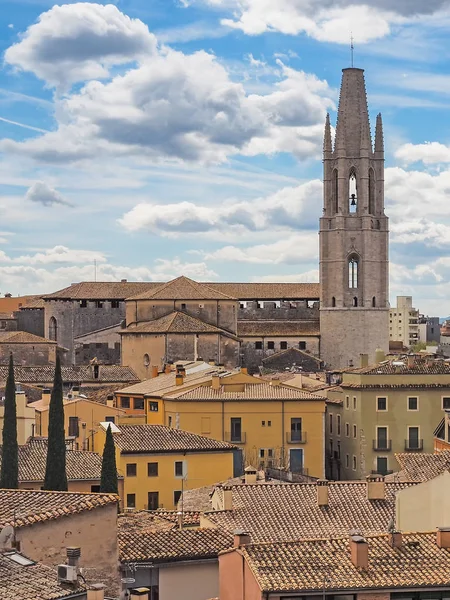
xmin=290 ymin=448 xmax=304 ymax=474
xmin=408 ymin=427 xmax=419 ymax=449
xmin=231 ymin=418 xmax=242 ymax=443
xmin=291 ymin=418 xmax=302 ymax=442
xmin=376 ymin=457 xmax=388 ymax=476
xmin=377 ymin=426 xmax=388 ymax=450
xmin=148 ymin=492 xmax=159 ymax=510
xmin=233 ymin=449 xmax=244 ymax=477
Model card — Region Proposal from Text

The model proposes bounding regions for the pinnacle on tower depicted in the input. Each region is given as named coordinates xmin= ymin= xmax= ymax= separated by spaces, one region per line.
xmin=334 ymin=68 xmax=372 ymax=157
xmin=374 ymin=113 xmax=384 ymax=156
xmin=323 ymin=113 xmax=332 ymax=155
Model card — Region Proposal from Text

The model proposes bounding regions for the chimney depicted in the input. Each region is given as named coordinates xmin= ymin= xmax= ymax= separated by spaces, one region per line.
xmin=223 ymin=488 xmax=233 ymax=510
xmin=72 ymin=386 xmax=80 ymax=398
xmin=130 ymin=589 xmax=150 ymax=599
xmin=241 ymin=367 xmax=248 ymax=375
xmin=437 ymin=527 xmax=450 ymax=549
xmin=164 ymin=364 xmax=171 ymax=374
xmin=15 ymin=391 xmax=26 ymax=415
xmin=211 ymin=374 xmax=221 ymax=390
xmin=151 ymin=365 xmax=159 ymax=378
xmin=175 ymin=374 xmax=184 ymax=386
xmin=41 ymin=388 xmax=51 ymax=406
xmin=375 ymin=348 xmax=385 ymax=364
xmin=176 ymin=364 xmax=186 ymax=377
xmin=367 ymin=475 xmax=386 ymax=501
xmin=350 ymin=535 xmax=368 ymax=570
xmin=208 ymin=358 xmax=216 ymax=366
xmin=233 ymin=529 xmax=251 ymax=547
xmin=389 ymin=531 xmax=403 ymax=548
xmin=177 ymin=511 xmax=183 ymax=530
xmin=244 ymin=466 xmax=257 ymax=485
xmin=66 ymin=547 xmax=81 ymax=568
xmin=87 ymin=584 xmax=105 ymax=600
xmin=317 ymin=479 xmax=329 ymax=507
xmin=360 ymin=354 xmax=369 ymax=368
xmin=106 ymin=395 xmax=114 ymax=408
xmin=81 ymin=423 xmax=87 ymax=451
xmin=407 ymin=355 xmax=415 ymax=369
xmin=121 ymin=279 xmax=128 ymax=283
xmin=270 ymin=376 xmax=281 ymax=387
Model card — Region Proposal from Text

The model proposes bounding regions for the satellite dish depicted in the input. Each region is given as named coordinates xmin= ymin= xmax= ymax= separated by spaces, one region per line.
xmin=0 ymin=525 xmax=14 ymax=549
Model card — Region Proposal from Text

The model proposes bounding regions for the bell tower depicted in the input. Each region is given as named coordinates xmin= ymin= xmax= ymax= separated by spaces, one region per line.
xmin=320 ymin=68 xmax=389 ymax=369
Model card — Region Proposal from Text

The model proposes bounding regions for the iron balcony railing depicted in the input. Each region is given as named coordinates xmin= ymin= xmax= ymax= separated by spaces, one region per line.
xmin=371 ymin=469 xmax=393 ymax=476
xmin=372 ymin=439 xmax=392 ymax=451
xmin=404 ymin=439 xmax=424 ymax=451
xmin=225 ymin=431 xmax=246 ymax=444
xmin=286 ymin=431 xmax=307 ymax=444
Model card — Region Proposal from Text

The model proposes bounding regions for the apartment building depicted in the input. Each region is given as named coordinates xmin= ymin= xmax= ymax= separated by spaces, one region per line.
xmin=389 ymin=296 xmax=420 ymax=348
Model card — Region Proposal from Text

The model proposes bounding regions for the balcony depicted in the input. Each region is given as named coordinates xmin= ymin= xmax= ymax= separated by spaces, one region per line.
xmin=286 ymin=431 xmax=307 ymax=444
xmin=372 ymin=439 xmax=392 ymax=451
xmin=371 ymin=469 xmax=394 ymax=476
xmin=404 ymin=439 xmax=423 ymax=451
xmin=225 ymin=432 xmax=246 ymax=444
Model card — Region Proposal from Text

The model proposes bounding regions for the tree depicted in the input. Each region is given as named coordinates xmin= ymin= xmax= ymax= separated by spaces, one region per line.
xmin=43 ymin=355 xmax=68 ymax=491
xmin=0 ymin=354 xmax=18 ymax=488
xmin=100 ymin=425 xmax=118 ymax=494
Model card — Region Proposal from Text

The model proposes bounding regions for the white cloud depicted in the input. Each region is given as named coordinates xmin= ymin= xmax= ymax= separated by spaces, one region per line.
xmin=5 ymin=3 xmax=157 ymax=89
xmin=25 ymin=181 xmax=73 ymax=207
xmin=395 ymin=142 xmax=450 ymax=165
xmin=252 ymin=269 xmax=319 ymax=282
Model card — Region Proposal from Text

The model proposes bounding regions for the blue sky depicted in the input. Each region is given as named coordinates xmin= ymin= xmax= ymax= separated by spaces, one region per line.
xmin=1 ymin=1 xmax=450 ymax=315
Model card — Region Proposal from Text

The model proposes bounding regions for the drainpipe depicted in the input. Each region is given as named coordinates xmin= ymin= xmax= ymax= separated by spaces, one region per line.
xmin=281 ymin=400 xmax=285 ymax=467
xmin=222 ymin=401 xmax=225 ymax=441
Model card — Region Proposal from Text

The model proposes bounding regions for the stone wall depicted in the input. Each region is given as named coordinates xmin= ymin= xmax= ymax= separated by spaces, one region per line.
xmin=239 ymin=301 xmax=319 ymax=321
xmin=75 ymin=341 xmax=121 ymax=365
xmin=241 ymin=336 xmax=320 ymax=373
xmin=0 ymin=342 xmax=55 ymax=366
xmin=15 ymin=308 xmax=45 ymax=337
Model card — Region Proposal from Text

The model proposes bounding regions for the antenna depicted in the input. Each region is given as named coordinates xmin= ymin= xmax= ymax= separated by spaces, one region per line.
xmin=351 ymin=33 xmax=354 ymax=68
xmin=94 ymin=259 xmax=97 ymax=282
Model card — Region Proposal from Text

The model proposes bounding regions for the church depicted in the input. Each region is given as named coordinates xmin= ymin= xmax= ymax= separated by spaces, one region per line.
xmin=42 ymin=67 xmax=389 ymax=374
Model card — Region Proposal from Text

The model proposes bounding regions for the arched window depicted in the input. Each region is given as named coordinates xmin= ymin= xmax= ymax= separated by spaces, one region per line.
xmin=349 ymin=169 xmax=357 ymax=213
xmin=49 ymin=317 xmax=57 ymax=341
xmin=369 ymin=168 xmax=375 ymax=215
xmin=332 ymin=169 xmax=339 ymax=214
xmin=349 ymin=257 xmax=359 ymax=289
xmin=143 ymin=353 xmax=150 ymax=367
xmin=372 ymin=296 xmax=376 ymax=308
xmin=353 ymin=297 xmax=358 ymax=307
xmin=332 ymin=297 xmax=336 ymax=307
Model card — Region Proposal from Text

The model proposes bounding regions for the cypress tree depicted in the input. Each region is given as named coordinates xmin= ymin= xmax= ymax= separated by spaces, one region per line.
xmin=100 ymin=424 xmax=118 ymax=494
xmin=43 ymin=355 xmax=68 ymax=491
xmin=0 ymin=354 xmax=18 ymax=488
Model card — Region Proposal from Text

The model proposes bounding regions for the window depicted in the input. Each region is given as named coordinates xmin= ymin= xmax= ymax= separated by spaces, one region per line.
xmin=443 ymin=397 xmax=450 ymax=410
xmin=126 ymin=463 xmax=137 ymax=477
xmin=329 ymin=414 xmax=333 ymax=434
xmin=408 ymin=397 xmax=418 ymax=411
xmin=369 ymin=168 xmax=375 ymax=215
xmin=230 ymin=417 xmax=242 ymax=443
xmin=349 ymin=170 xmax=358 ymax=213
xmin=353 ymin=424 xmax=357 ymax=439
xmin=332 ymin=297 xmax=336 ymax=307
xmin=353 ymin=396 xmax=357 ymax=410
xmin=105 ymin=416 xmax=115 ymax=423
xmin=148 ymin=462 xmax=158 ymax=477
xmin=332 ymin=169 xmax=339 ymax=214
xmin=268 ymin=449 xmax=273 ymax=458
xmin=353 ymin=296 xmax=358 ymax=307
xmin=255 ymin=341 xmax=263 ymax=350
xmin=345 ymin=423 xmax=350 ymax=437
xmin=280 ymin=341 xmax=288 ymax=350
xmin=80 ymin=300 xmax=87 ymax=308
xmin=133 ymin=398 xmax=144 ymax=410
xmin=291 ymin=418 xmax=302 ymax=442
xmin=147 ymin=492 xmax=159 ymax=510
xmin=111 ymin=300 xmax=120 ymax=308
xmin=267 ymin=341 xmax=275 ymax=350
xmin=345 ymin=396 xmax=350 ymax=409
xmin=259 ymin=448 xmax=265 ymax=458
xmin=175 ymin=461 xmax=185 ymax=477
xmin=337 ymin=415 xmax=341 ymax=436
xmin=48 ymin=317 xmax=57 ymax=341
xmin=376 ymin=426 xmax=389 ymax=450
xmin=407 ymin=426 xmax=420 ymax=450
xmin=68 ymin=416 xmax=79 ymax=438
xmin=95 ymin=301 xmax=103 ymax=309
xmin=126 ymin=494 xmax=136 ymax=508
xmin=345 ymin=454 xmax=349 ymax=468
xmin=121 ymin=397 xmax=130 ymax=409
xmin=377 ymin=397 xmax=387 ymax=411
xmin=372 ymin=296 xmax=376 ymax=308
xmin=168 ymin=416 xmax=172 ymax=427
xmin=149 ymin=401 xmax=159 ymax=412
xmin=262 ymin=421 xmax=266 ymax=426
xmin=267 ymin=421 xmax=272 ymax=427
xmin=299 ymin=341 xmax=306 ymax=350
xmin=143 ymin=354 xmax=150 ymax=367
xmin=352 ymin=455 xmax=357 ymax=470
xmin=90 ymin=485 xmax=100 ymax=493
xmin=174 ymin=490 xmax=182 ymax=505
xmin=349 ymin=257 xmax=359 ymax=288
xmin=376 ymin=457 xmax=388 ymax=476
xmin=181 ymin=303 xmax=186 ymax=311
xmin=336 ymin=441 xmax=341 ymax=459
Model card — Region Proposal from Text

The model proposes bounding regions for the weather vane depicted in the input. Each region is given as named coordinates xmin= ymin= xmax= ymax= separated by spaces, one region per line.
xmin=351 ymin=33 xmax=354 ymax=68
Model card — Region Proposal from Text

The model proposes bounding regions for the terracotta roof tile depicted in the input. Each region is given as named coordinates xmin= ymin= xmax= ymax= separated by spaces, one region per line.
xmin=393 ymin=451 xmax=450 ymax=483
xmin=165 ymin=382 xmax=326 ymax=401
xmin=0 ymin=489 xmax=118 ymax=529
xmin=238 ymin=320 xmax=320 ymax=337
xmin=20 ymin=297 xmax=45 ymax=309
xmin=128 ymin=276 xmax=236 ymax=301
xmin=205 ymin=481 xmax=414 ymax=542
xmin=206 ymin=282 xmax=320 ymax=300
xmin=348 ymin=356 xmax=450 ymax=375
xmin=0 ymin=331 xmax=56 ymax=345
xmin=112 ymin=424 xmax=235 ymax=453
xmin=240 ymin=532 xmax=450 ymax=593
xmin=44 ymin=281 xmax=156 ymax=300
xmin=121 ymin=311 xmax=239 ymax=339
xmin=0 ymin=365 xmax=138 ymax=385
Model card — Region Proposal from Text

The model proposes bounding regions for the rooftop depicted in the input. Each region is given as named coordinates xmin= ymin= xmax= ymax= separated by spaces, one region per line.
xmin=347 ymin=356 xmax=450 ymax=375
xmin=29 ymin=395 xmax=126 ymax=413
xmin=238 ymin=320 xmax=320 ymax=337
xmin=392 ymin=451 xmax=450 ymax=483
xmin=165 ymin=382 xmax=326 ymax=402
xmin=206 ymin=282 xmax=320 ymax=300
xmin=127 ymin=276 xmax=235 ymax=301
xmin=0 ymin=364 xmax=139 ymax=385
xmin=0 ymin=331 xmax=56 ymax=345
xmin=239 ymin=532 xmax=450 ymax=593
xmin=109 ymin=424 xmax=236 ymax=454
xmin=121 ymin=311 xmax=239 ymax=338
xmin=0 ymin=489 xmax=118 ymax=529
xmin=205 ymin=481 xmax=413 ymax=542
xmin=44 ymin=281 xmax=154 ymax=300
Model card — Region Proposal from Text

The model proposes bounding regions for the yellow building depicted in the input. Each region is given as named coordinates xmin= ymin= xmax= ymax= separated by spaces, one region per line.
xmin=0 ymin=390 xmax=35 ymax=444
xmin=96 ymin=422 xmax=235 ymax=510
xmin=30 ymin=389 xmax=125 ymax=451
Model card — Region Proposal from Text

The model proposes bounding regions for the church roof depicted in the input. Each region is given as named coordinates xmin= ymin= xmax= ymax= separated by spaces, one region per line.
xmin=127 ymin=276 xmax=236 ymax=301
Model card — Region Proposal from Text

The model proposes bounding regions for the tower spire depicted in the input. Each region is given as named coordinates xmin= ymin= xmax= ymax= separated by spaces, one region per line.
xmin=323 ymin=113 xmax=332 ymax=155
xmin=375 ymin=113 xmax=384 ymax=156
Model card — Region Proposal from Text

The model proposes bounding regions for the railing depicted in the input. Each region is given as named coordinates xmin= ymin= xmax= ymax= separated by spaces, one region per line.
xmin=371 ymin=469 xmax=393 ymax=475
xmin=266 ymin=466 xmax=309 ymax=481
xmin=225 ymin=432 xmax=246 ymax=444
xmin=286 ymin=431 xmax=308 ymax=444
xmin=404 ymin=439 xmax=424 ymax=451
xmin=372 ymin=439 xmax=392 ymax=451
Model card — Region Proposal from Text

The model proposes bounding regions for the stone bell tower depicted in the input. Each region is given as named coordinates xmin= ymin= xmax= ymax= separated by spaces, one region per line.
xmin=320 ymin=68 xmax=389 ymax=369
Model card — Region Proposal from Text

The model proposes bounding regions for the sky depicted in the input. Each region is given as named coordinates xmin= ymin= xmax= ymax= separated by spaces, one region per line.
xmin=1 ymin=1 xmax=450 ymax=315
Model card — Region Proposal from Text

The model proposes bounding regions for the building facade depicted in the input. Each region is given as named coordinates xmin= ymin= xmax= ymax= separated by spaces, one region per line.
xmin=389 ymin=296 xmax=420 ymax=348
xmin=320 ymin=68 xmax=389 ymax=369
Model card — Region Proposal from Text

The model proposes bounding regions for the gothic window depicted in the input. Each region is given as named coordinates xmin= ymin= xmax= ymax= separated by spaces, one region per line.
xmin=332 ymin=169 xmax=339 ymax=214
xmin=348 ymin=257 xmax=359 ymax=289
xmin=369 ymin=168 xmax=375 ymax=214
xmin=372 ymin=296 xmax=376 ymax=307
xmin=353 ymin=297 xmax=358 ymax=307
xmin=332 ymin=297 xmax=336 ymax=307
xmin=49 ymin=317 xmax=57 ymax=341
xmin=349 ymin=170 xmax=357 ymax=213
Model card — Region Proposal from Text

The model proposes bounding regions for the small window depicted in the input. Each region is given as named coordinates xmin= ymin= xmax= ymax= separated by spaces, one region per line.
xmin=268 ymin=449 xmax=273 ymax=458
xmin=268 ymin=421 xmax=272 ymax=427
xmin=337 ymin=415 xmax=341 ymax=436
xmin=443 ymin=397 xmax=450 ymax=410
xmin=111 ymin=300 xmax=120 ymax=308
xmin=149 ymin=401 xmax=159 ymax=412
xmin=174 ymin=490 xmax=182 ymax=505
xmin=353 ymin=396 xmax=357 ymax=410
xmin=168 ymin=416 xmax=172 ymax=427
xmin=175 ymin=461 xmax=184 ymax=477
xmin=329 ymin=414 xmax=333 ymax=434
xmin=280 ymin=341 xmax=288 ymax=350
xmin=134 ymin=398 xmax=144 ymax=410
xmin=332 ymin=297 xmax=336 ymax=307
xmin=148 ymin=492 xmax=159 ymax=510
xmin=352 ymin=456 xmax=357 ymax=471
xmin=353 ymin=424 xmax=357 ymax=439
xmin=181 ymin=303 xmax=186 ymax=311
xmin=105 ymin=416 xmax=115 ymax=423
xmin=299 ymin=341 xmax=306 ymax=350
xmin=345 ymin=423 xmax=350 ymax=437
xmin=255 ymin=341 xmax=263 ymax=350
xmin=408 ymin=397 xmax=418 ymax=411
xmin=372 ymin=297 xmax=376 ymax=308
xmin=148 ymin=462 xmax=158 ymax=477
xmin=143 ymin=354 xmax=150 ymax=367
xmin=80 ymin=300 xmax=87 ymax=308
xmin=262 ymin=421 xmax=266 ymax=427
xmin=121 ymin=397 xmax=130 ymax=409
xmin=345 ymin=454 xmax=349 ymax=468
xmin=259 ymin=448 xmax=265 ymax=458
xmin=353 ymin=297 xmax=358 ymax=307
xmin=126 ymin=463 xmax=137 ymax=477
xmin=91 ymin=485 xmax=100 ymax=493
xmin=126 ymin=494 xmax=136 ymax=508
xmin=68 ymin=417 xmax=79 ymax=438
xmin=267 ymin=341 xmax=275 ymax=350
xmin=376 ymin=457 xmax=388 ymax=476
xmin=377 ymin=397 xmax=387 ymax=411
xmin=345 ymin=396 xmax=349 ymax=409
xmin=95 ymin=300 xmax=103 ymax=309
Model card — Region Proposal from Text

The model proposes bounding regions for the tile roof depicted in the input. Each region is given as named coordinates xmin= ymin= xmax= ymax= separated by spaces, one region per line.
xmin=205 ymin=481 xmax=414 ymax=542
xmin=0 ymin=553 xmax=86 ymax=600
xmin=239 ymin=532 xmax=450 ymax=593
xmin=0 ymin=365 xmax=139 ymax=385
xmin=119 ymin=526 xmax=233 ymax=563
xmin=348 ymin=356 xmax=450 ymax=375
xmin=0 ymin=438 xmax=106 ymax=482
xmin=238 ymin=320 xmax=320 ymax=337
xmin=118 ymin=510 xmax=174 ymax=536
xmin=19 ymin=297 xmax=45 ymax=309
xmin=262 ymin=346 xmax=322 ymax=366
xmin=165 ymin=382 xmax=326 ymax=401
xmin=121 ymin=311 xmax=239 ymax=339
xmin=207 ymin=282 xmax=320 ymax=300
xmin=44 ymin=281 xmax=156 ymax=300
xmin=111 ymin=424 xmax=236 ymax=454
xmin=0 ymin=312 xmax=14 ymax=319
xmin=128 ymin=276 xmax=236 ymax=301
xmin=156 ymin=510 xmax=201 ymax=527
xmin=0 ymin=489 xmax=118 ymax=529
xmin=393 ymin=451 xmax=450 ymax=483
xmin=0 ymin=331 xmax=56 ymax=345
